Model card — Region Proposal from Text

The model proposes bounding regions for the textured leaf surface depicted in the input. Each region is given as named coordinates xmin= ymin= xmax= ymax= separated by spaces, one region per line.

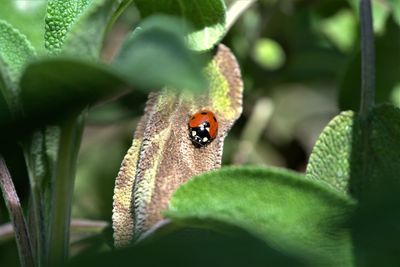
xmin=0 ymin=20 xmax=36 ymax=83
xmin=45 ymin=0 xmax=91 ymax=54
xmin=166 ymin=166 xmax=354 ymax=265
xmin=62 ymin=0 xmax=121 ymax=57
xmin=0 ymin=0 xmax=47 ymax=53
xmin=45 ymin=0 xmax=120 ymax=57
xmin=0 ymin=20 xmax=36 ymax=116
xmin=112 ymin=44 xmax=243 ymax=246
xmin=112 ymin=16 xmax=207 ymax=91
xmin=134 ymin=0 xmax=226 ymax=51
xmin=306 ymin=111 xmax=354 ymax=194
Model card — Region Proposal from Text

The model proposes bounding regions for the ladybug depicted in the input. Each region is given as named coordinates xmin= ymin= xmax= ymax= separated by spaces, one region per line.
xmin=188 ymin=110 xmax=218 ymax=147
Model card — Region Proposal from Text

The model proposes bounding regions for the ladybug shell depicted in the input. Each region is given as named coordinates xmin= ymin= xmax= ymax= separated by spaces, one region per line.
xmin=188 ymin=110 xmax=218 ymax=147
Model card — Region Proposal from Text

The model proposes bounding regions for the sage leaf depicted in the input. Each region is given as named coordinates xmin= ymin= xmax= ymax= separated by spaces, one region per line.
xmin=0 ymin=20 xmax=36 ymax=84
xmin=133 ymin=0 xmax=226 ymax=51
xmin=112 ymin=15 xmax=207 ymax=92
xmin=112 ymin=44 xmax=243 ymax=246
xmin=0 ymin=20 xmax=35 ymax=117
xmin=62 ymin=0 xmax=122 ymax=57
xmin=20 ymin=59 xmax=126 ymax=123
xmin=69 ymin=225 xmax=306 ymax=267
xmin=167 ymin=166 xmax=355 ymax=266
xmin=0 ymin=0 xmax=47 ymax=53
xmin=45 ymin=0 xmax=91 ymax=54
xmin=350 ymin=105 xmax=400 ymax=197
xmin=349 ymin=105 xmax=400 ymax=265
xmin=306 ymin=111 xmax=354 ymax=194
xmin=45 ymin=0 xmax=121 ymax=57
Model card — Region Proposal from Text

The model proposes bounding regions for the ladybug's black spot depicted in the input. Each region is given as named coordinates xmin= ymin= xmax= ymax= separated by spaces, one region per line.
xmin=213 ymin=116 xmax=217 ymax=122
xmin=188 ymin=124 xmax=213 ymax=148
xmin=201 ymin=112 xmax=208 ymax=115
xmin=191 ymin=116 xmax=195 ymax=120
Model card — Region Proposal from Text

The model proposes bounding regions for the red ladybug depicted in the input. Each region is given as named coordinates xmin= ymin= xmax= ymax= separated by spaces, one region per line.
xmin=188 ymin=110 xmax=218 ymax=147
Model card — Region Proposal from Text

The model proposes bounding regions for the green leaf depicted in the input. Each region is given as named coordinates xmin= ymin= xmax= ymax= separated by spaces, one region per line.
xmin=0 ymin=20 xmax=36 ymax=116
xmin=45 ymin=0 xmax=121 ymax=57
xmin=3 ymin=16 xmax=206 ymax=133
xmin=19 ymin=59 xmax=126 ymax=122
xmin=112 ymin=15 xmax=207 ymax=91
xmin=347 ymin=105 xmax=400 ymax=265
xmin=0 ymin=68 xmax=12 ymax=124
xmin=306 ymin=111 xmax=354 ymax=194
xmin=45 ymin=0 xmax=91 ymax=54
xmin=134 ymin=0 xmax=226 ymax=51
xmin=0 ymin=0 xmax=48 ymax=53
xmin=62 ymin=0 xmax=122 ymax=57
xmin=166 ymin=166 xmax=354 ymax=266
xmin=0 ymin=20 xmax=36 ymax=83
xmin=349 ymin=105 xmax=400 ymax=197
xmin=68 ymin=226 xmax=306 ymax=267
xmin=339 ymin=18 xmax=400 ymax=110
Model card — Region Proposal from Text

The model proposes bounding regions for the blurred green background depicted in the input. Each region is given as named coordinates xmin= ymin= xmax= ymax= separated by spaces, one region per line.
xmin=1 ymin=0 xmax=400 ymax=265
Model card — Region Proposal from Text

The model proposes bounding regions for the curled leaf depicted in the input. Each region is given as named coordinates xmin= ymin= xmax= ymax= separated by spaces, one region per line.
xmin=112 ymin=44 xmax=243 ymax=246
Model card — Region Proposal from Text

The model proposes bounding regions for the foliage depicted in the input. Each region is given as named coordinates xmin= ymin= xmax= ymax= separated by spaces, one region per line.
xmin=1 ymin=0 xmax=400 ymax=267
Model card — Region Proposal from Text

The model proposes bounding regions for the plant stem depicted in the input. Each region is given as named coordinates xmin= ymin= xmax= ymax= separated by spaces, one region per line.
xmin=0 ymin=155 xmax=35 ymax=267
xmin=359 ymin=0 xmax=375 ymax=120
xmin=23 ymin=139 xmax=47 ymax=267
xmin=47 ymin=114 xmax=85 ymax=266
xmin=0 ymin=219 xmax=108 ymax=243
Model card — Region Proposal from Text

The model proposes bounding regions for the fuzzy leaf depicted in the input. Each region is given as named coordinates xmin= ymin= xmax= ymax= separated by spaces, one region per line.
xmin=112 ymin=16 xmax=207 ymax=91
xmin=306 ymin=111 xmax=354 ymax=194
xmin=0 ymin=0 xmax=48 ymax=53
xmin=112 ymin=44 xmax=243 ymax=246
xmin=45 ymin=0 xmax=121 ymax=57
xmin=134 ymin=0 xmax=226 ymax=51
xmin=0 ymin=20 xmax=36 ymax=84
xmin=69 ymin=226 xmax=306 ymax=267
xmin=0 ymin=20 xmax=36 ymax=116
xmin=303 ymin=104 xmax=400 ymax=264
xmin=1 ymin=18 xmax=207 ymax=136
xmin=166 ymin=166 xmax=354 ymax=266
xmin=45 ymin=0 xmax=91 ymax=54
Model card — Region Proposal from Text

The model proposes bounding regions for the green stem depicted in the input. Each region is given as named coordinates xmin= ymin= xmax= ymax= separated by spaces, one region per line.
xmin=47 ymin=114 xmax=85 ymax=266
xmin=106 ymin=0 xmax=133 ymax=33
xmin=359 ymin=0 xmax=375 ymax=120
xmin=0 ymin=155 xmax=35 ymax=267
